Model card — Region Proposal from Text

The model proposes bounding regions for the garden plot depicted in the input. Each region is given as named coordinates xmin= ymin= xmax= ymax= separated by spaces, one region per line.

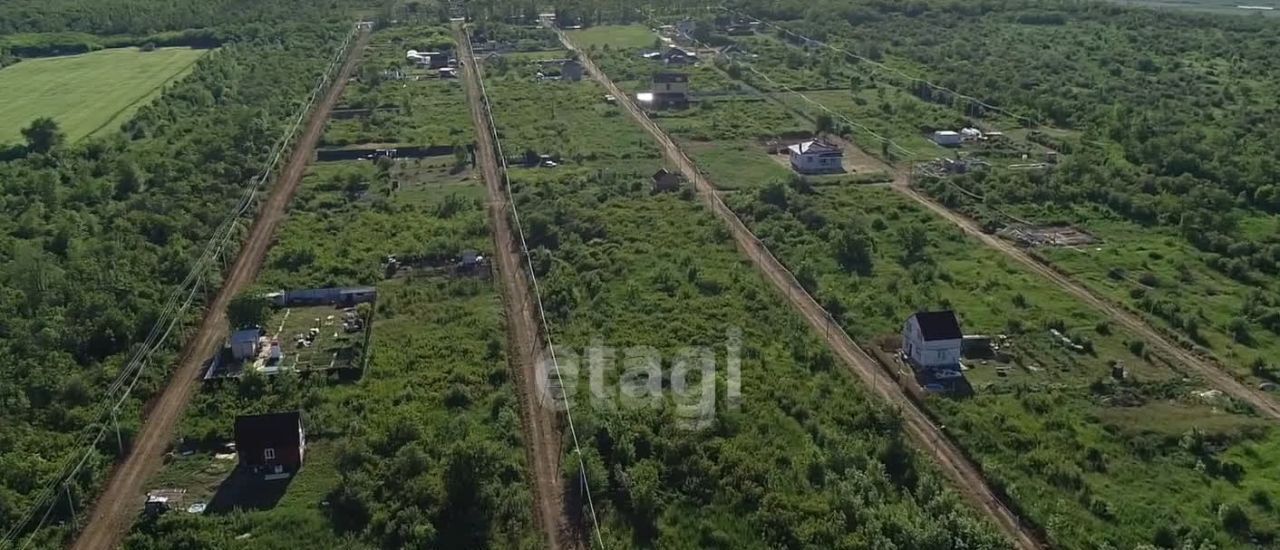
xmin=130 ymin=24 xmax=534 ymax=549
xmin=269 ymin=305 xmax=366 ymax=372
xmin=485 ymin=50 xmax=1010 ymax=548
xmin=724 ymin=180 xmax=1280 ymax=549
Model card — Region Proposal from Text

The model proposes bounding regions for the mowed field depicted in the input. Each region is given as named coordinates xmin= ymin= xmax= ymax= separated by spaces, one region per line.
xmin=565 ymin=24 xmax=656 ymax=49
xmin=0 ymin=46 xmax=207 ymax=144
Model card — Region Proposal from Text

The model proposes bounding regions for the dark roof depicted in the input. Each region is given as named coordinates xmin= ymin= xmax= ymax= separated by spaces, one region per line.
xmin=913 ymin=310 xmax=962 ymax=341
xmin=651 ymin=168 xmax=681 ymax=182
xmin=652 ymin=72 xmax=688 ymax=83
xmin=234 ymin=412 xmax=302 ymax=445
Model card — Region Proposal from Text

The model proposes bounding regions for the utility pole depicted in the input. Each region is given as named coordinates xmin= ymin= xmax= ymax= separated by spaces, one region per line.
xmin=112 ymin=408 xmax=124 ymax=456
xmin=64 ymin=484 xmax=76 ymax=528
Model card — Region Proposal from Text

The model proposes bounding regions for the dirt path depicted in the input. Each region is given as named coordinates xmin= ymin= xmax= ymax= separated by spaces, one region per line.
xmin=454 ymin=24 xmax=576 ymax=550
xmin=717 ymin=49 xmax=1280 ymax=421
xmin=553 ymin=24 xmax=1045 ymax=550
xmin=890 ymin=179 xmax=1280 ymax=420
xmin=70 ymin=28 xmax=369 ymax=550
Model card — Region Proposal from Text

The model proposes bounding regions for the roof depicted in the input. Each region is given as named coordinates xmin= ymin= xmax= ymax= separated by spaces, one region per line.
xmin=934 ymin=130 xmax=960 ymax=136
xmin=339 ymin=286 xmax=377 ymax=295
xmin=912 ymin=311 xmax=963 ymax=341
xmin=651 ymin=168 xmax=682 ymax=184
xmin=231 ymin=328 xmax=261 ymax=344
xmin=234 ymin=411 xmax=303 ymax=444
xmin=788 ymin=140 xmax=842 ymax=155
xmin=652 ymin=72 xmax=688 ymax=83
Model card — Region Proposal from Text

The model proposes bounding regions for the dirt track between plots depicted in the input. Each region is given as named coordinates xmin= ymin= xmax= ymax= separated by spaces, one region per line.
xmin=891 ymin=179 xmax=1280 ymax=421
xmin=70 ymin=28 xmax=369 ymax=550
xmin=552 ymin=23 xmax=1046 ymax=550
xmin=711 ymin=39 xmax=1280 ymax=422
xmin=454 ymin=25 xmax=575 ymax=550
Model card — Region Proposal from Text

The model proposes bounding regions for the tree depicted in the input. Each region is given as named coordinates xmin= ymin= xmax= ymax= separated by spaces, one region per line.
xmin=815 ymin=113 xmax=834 ymax=135
xmin=758 ymin=181 xmax=789 ymax=208
xmin=833 ymin=224 xmax=874 ymax=275
xmin=227 ymin=291 xmax=272 ymax=329
xmin=21 ymin=117 xmax=64 ymax=154
xmin=896 ymin=225 xmax=929 ymax=264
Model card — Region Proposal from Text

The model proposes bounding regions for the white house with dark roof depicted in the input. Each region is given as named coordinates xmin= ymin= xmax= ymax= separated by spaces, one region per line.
xmin=902 ymin=310 xmax=963 ymax=369
xmin=787 ymin=139 xmax=844 ymax=174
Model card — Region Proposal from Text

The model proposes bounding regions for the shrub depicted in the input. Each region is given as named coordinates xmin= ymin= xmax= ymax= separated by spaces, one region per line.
xmin=1218 ymin=502 xmax=1251 ymax=536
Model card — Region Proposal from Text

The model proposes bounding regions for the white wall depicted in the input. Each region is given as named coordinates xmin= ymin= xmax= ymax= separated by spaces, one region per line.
xmin=902 ymin=318 xmax=961 ymax=368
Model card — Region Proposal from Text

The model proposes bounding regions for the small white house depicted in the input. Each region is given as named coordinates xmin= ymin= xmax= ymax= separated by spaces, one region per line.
xmin=931 ymin=130 xmax=962 ymax=147
xmin=787 ymin=139 xmax=844 ymax=174
xmin=902 ymin=310 xmax=963 ymax=369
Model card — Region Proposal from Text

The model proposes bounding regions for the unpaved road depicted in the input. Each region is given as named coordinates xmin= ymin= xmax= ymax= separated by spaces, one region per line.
xmin=454 ymin=24 xmax=577 ymax=550
xmin=70 ymin=28 xmax=369 ymax=550
xmin=892 ymin=179 xmax=1280 ymax=420
xmin=718 ymin=46 xmax=1280 ymax=422
xmin=553 ymin=24 xmax=1045 ymax=550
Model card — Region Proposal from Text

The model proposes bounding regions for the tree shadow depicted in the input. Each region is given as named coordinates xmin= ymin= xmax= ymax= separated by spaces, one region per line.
xmin=206 ymin=467 xmax=294 ymax=513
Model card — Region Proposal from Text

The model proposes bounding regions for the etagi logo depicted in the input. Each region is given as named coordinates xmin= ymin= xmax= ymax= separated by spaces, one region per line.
xmin=535 ymin=328 xmax=742 ymax=430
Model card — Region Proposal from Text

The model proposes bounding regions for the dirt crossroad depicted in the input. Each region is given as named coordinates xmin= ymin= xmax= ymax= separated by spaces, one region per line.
xmin=69 ymin=28 xmax=369 ymax=550
xmin=454 ymin=24 xmax=579 ymax=550
xmin=552 ymin=24 xmax=1045 ymax=550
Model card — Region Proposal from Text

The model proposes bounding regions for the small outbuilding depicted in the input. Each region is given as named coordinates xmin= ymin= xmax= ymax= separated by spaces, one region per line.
xmin=931 ymin=130 xmax=962 ymax=147
xmin=561 ymin=59 xmax=584 ymax=81
xmin=651 ymin=168 xmax=684 ymax=192
xmin=234 ymin=411 xmax=306 ymax=478
xmin=787 ymin=139 xmax=844 ymax=174
xmin=662 ymin=46 xmax=697 ymax=65
xmin=902 ymin=310 xmax=963 ymax=369
xmin=230 ymin=328 xmax=264 ymax=361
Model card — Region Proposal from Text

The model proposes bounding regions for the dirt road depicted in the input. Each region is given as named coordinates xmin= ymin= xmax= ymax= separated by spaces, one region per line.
xmin=891 ymin=180 xmax=1280 ymax=420
xmin=70 ymin=28 xmax=369 ymax=550
xmin=553 ymin=25 xmax=1045 ymax=550
xmin=716 ymin=49 xmax=1280 ymax=422
xmin=454 ymin=24 xmax=576 ymax=550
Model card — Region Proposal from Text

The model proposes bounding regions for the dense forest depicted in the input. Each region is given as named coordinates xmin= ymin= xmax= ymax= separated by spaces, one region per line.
xmin=0 ymin=0 xmax=356 ymax=544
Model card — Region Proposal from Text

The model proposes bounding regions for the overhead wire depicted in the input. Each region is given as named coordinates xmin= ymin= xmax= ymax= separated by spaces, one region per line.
xmin=0 ymin=23 xmax=359 ymax=549
xmin=719 ymin=6 xmax=1039 ymax=127
xmin=462 ymin=23 xmax=607 ymax=549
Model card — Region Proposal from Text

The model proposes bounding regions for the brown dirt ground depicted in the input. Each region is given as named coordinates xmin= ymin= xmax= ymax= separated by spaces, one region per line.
xmin=455 ymin=24 xmax=581 ymax=550
xmin=69 ymin=27 xmax=371 ymax=550
xmin=555 ymin=23 xmax=1047 ymax=550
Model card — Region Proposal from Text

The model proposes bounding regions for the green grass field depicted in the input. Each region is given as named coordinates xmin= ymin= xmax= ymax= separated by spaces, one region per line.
xmin=566 ymin=24 xmax=657 ymax=50
xmin=0 ymin=46 xmax=206 ymax=144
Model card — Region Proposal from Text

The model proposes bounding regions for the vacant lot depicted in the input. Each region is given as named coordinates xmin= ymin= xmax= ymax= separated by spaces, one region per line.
xmin=0 ymin=47 xmax=206 ymax=144
xmin=566 ymin=24 xmax=657 ymax=50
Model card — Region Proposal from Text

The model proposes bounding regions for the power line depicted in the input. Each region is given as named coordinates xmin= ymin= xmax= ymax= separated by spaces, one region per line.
xmin=634 ymin=8 xmax=914 ymax=158
xmin=719 ymin=6 xmax=1040 ymax=127
xmin=462 ymin=23 xmax=607 ymax=550
xmin=0 ymin=24 xmax=360 ymax=549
